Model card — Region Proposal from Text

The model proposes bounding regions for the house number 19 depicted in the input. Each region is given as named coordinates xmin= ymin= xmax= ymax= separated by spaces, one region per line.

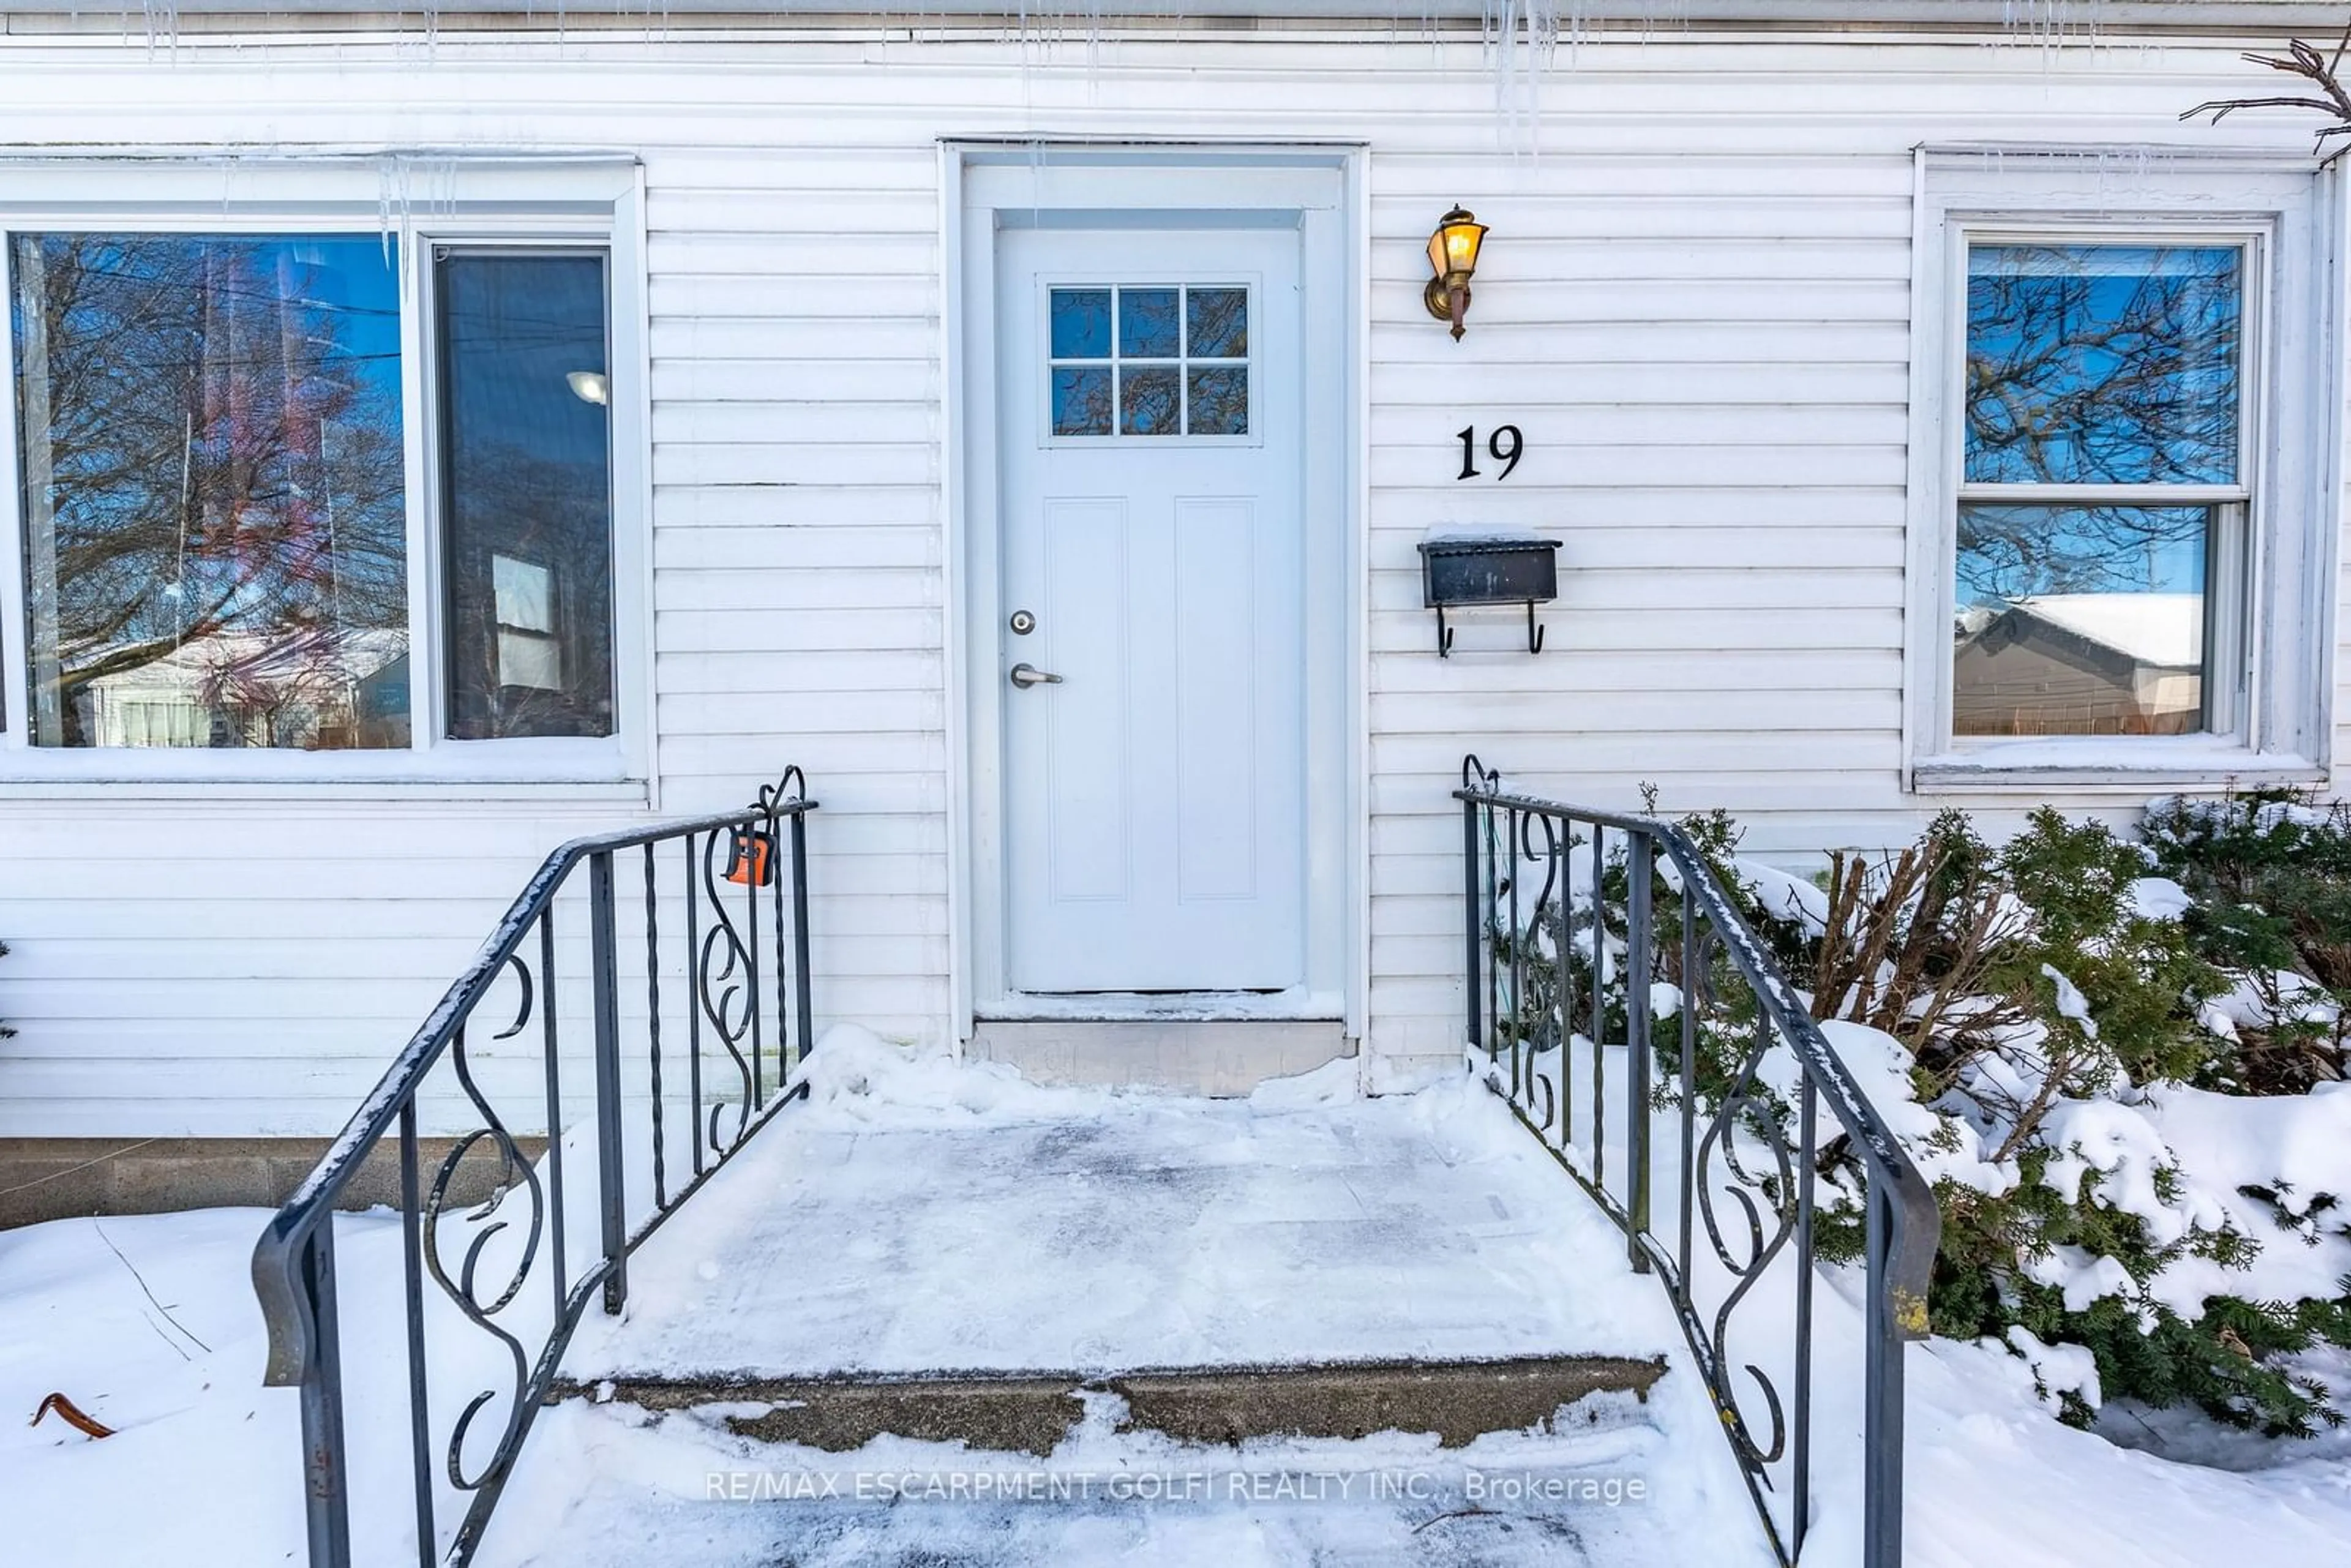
xmin=1456 ymin=424 xmax=1524 ymax=481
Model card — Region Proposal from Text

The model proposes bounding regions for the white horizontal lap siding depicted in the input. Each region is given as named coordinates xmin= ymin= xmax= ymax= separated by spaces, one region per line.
xmin=0 ymin=27 xmax=2326 ymax=1127
xmin=1365 ymin=121 xmax=1917 ymax=1006
xmin=639 ymin=138 xmax=950 ymax=1073
xmin=0 ymin=809 xmax=624 ymax=1136
xmin=1355 ymin=45 xmax=2337 ymax=1067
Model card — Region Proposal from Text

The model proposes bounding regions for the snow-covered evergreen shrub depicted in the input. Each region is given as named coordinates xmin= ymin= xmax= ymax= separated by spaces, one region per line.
xmin=1502 ymin=797 xmax=2351 ymax=1436
xmin=2142 ymin=790 xmax=2351 ymax=1093
xmin=1741 ymin=809 xmax=2351 ymax=1435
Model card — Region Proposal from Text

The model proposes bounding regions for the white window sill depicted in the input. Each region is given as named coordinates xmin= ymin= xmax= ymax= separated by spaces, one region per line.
xmin=1913 ymin=741 xmax=2325 ymax=793
xmin=0 ymin=778 xmax=650 ymax=805
xmin=0 ymin=738 xmax=649 ymax=802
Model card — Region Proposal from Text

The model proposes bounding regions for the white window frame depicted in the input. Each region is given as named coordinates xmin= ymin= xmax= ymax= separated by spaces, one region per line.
xmin=1905 ymin=147 xmax=2342 ymax=790
xmin=0 ymin=154 xmax=651 ymax=793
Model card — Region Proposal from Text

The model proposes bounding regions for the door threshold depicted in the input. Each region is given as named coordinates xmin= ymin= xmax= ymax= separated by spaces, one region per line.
xmin=978 ymin=989 xmax=1342 ymax=1024
xmin=967 ymin=1018 xmax=1352 ymax=1095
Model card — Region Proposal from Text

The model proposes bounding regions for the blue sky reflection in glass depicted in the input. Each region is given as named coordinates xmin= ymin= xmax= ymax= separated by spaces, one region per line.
xmin=1049 ymin=285 xmax=1247 ymax=438
xmin=1051 ymin=288 xmax=1111 ymax=359
xmin=1965 ymin=245 xmax=2240 ymax=486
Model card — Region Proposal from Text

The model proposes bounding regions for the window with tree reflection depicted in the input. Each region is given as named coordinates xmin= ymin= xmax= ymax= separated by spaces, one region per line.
xmin=7 ymin=234 xmax=620 ymax=754
xmin=1954 ymin=244 xmax=2246 ymax=738
xmin=10 ymin=234 xmax=408 ymax=749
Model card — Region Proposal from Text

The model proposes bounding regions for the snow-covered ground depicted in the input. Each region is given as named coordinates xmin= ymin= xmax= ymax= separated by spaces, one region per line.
xmin=1901 ymin=1336 xmax=2351 ymax=1567
xmin=480 ymin=1384 xmax=1739 ymax=1567
xmin=2 ymin=1034 xmax=2347 ymax=1566
xmin=1 ymin=1203 xmax=361 ymax=1561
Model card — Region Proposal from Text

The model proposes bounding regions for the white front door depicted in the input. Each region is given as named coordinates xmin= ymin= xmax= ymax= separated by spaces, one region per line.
xmin=995 ymin=225 xmax=1307 ymax=993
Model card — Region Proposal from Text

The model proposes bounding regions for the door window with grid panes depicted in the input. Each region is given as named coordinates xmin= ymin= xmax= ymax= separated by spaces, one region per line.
xmin=1047 ymin=285 xmax=1251 ymax=440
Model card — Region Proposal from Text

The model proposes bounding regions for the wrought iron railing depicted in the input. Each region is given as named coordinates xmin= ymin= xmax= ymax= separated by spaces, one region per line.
xmin=251 ymin=770 xmax=819 ymax=1568
xmin=1455 ymin=757 xmax=1938 ymax=1568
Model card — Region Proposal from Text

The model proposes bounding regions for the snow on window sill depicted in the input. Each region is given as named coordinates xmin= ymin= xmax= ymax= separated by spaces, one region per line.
xmin=1913 ymin=741 xmax=2324 ymax=793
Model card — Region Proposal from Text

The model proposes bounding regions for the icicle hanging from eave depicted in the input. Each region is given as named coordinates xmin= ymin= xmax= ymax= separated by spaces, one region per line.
xmin=28 ymin=0 xmax=2327 ymax=23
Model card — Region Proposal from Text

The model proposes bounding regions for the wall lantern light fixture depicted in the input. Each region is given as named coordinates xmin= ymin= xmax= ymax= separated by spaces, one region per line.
xmin=1423 ymin=206 xmax=1488 ymax=341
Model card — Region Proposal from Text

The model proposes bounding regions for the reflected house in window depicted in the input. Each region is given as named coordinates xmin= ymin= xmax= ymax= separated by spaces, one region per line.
xmin=7 ymin=234 xmax=624 ymax=753
xmin=1953 ymin=593 xmax=2203 ymax=737
xmin=78 ymin=628 xmax=410 ymax=749
xmin=491 ymin=554 xmax=563 ymax=692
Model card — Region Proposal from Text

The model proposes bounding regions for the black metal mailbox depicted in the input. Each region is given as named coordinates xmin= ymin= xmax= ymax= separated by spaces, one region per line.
xmin=1418 ymin=531 xmax=1561 ymax=655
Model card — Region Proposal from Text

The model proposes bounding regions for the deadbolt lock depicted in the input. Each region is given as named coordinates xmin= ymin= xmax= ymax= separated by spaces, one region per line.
xmin=1009 ymin=610 xmax=1037 ymax=636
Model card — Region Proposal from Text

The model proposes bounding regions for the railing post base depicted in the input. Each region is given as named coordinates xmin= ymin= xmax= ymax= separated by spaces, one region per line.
xmin=1625 ymin=830 xmax=1654 ymax=1275
xmin=590 ymin=850 xmax=628 ymax=1316
xmin=1864 ymin=1185 xmax=1906 ymax=1568
xmin=298 ymin=1224 xmax=353 ymax=1568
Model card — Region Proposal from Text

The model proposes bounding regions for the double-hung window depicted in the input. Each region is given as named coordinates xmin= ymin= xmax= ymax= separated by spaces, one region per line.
xmin=0 ymin=159 xmax=642 ymax=784
xmin=1910 ymin=151 xmax=2339 ymax=787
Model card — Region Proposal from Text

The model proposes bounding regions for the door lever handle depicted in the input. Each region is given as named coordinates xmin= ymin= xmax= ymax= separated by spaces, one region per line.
xmin=1008 ymin=662 xmax=1064 ymax=689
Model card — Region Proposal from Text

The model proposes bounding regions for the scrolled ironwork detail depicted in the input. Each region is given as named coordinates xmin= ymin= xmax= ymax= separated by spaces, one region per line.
xmin=1491 ymin=808 xmax=1572 ymax=1068
xmin=1518 ymin=809 xmax=1561 ymax=932
xmin=419 ymin=1021 xmax=545 ymax=1493
xmin=489 ymin=951 xmax=533 ymax=1041
xmin=1690 ymin=1026 xmax=1803 ymax=1472
xmin=755 ymin=765 xmax=808 ymax=819
xmin=1684 ymin=919 xmax=1724 ymax=1016
xmin=697 ymin=830 xmax=759 ymax=1156
xmin=1524 ymin=1058 xmax=1559 ymax=1135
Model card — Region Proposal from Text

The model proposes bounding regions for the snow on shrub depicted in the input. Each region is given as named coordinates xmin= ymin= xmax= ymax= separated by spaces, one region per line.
xmin=2142 ymin=791 xmax=2351 ymax=1093
xmin=1536 ymin=795 xmax=2351 ymax=1436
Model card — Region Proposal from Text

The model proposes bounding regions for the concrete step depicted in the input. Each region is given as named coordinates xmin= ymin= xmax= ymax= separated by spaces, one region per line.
xmin=559 ymin=1353 xmax=1665 ymax=1456
xmin=484 ymin=1379 xmax=1701 ymax=1568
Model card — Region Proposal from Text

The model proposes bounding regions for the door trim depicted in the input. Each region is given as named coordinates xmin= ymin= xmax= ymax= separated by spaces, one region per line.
xmin=943 ymin=143 xmax=1366 ymax=1038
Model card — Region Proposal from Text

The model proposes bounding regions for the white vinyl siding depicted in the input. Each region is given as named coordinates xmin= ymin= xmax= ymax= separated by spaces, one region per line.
xmin=0 ymin=24 xmax=2340 ymax=1130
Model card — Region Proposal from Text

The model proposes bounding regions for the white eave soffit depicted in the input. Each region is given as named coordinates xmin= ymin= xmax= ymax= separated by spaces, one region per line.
xmin=1 ymin=0 xmax=2347 ymax=29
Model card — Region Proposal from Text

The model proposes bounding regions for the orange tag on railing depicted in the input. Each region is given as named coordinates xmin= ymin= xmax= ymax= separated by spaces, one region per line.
xmin=724 ymin=828 xmax=775 ymax=888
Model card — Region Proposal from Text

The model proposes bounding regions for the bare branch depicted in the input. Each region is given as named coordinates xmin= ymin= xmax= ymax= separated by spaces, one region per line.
xmin=2181 ymin=95 xmax=2349 ymax=126
xmin=2184 ymin=23 xmax=2351 ymax=143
